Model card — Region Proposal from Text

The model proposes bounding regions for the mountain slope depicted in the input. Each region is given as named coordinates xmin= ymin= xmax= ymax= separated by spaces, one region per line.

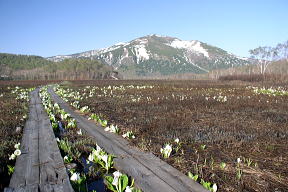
xmin=47 ymin=35 xmax=251 ymax=78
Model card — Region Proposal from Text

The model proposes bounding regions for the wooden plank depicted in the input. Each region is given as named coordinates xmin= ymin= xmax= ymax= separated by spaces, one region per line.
xmin=37 ymin=88 xmax=73 ymax=191
xmin=6 ymin=88 xmax=73 ymax=192
xmin=38 ymin=118 xmax=73 ymax=191
xmin=48 ymin=87 xmax=208 ymax=192
xmin=4 ymin=184 xmax=38 ymax=192
xmin=9 ymin=90 xmax=40 ymax=188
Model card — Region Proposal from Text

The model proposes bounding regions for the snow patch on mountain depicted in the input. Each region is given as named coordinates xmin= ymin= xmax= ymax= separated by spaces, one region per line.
xmin=99 ymin=42 xmax=128 ymax=54
xmin=134 ymin=44 xmax=150 ymax=63
xmin=115 ymin=42 xmax=129 ymax=46
xmin=79 ymin=50 xmax=99 ymax=57
xmin=168 ymin=40 xmax=209 ymax=58
xmin=236 ymin=56 xmax=249 ymax=61
xmin=119 ymin=48 xmax=129 ymax=64
xmin=134 ymin=38 xmax=148 ymax=45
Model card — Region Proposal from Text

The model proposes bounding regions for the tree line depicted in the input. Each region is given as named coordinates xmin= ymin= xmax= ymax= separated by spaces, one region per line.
xmin=0 ymin=53 xmax=115 ymax=80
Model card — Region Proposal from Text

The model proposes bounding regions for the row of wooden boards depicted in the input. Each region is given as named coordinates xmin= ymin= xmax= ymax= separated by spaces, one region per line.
xmin=5 ymin=89 xmax=73 ymax=192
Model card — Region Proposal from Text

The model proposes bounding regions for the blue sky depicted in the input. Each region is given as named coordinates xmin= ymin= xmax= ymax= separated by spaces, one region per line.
xmin=0 ymin=0 xmax=287 ymax=57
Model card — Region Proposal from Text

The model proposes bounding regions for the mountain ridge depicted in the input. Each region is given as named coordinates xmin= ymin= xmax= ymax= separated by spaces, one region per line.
xmin=47 ymin=34 xmax=251 ymax=78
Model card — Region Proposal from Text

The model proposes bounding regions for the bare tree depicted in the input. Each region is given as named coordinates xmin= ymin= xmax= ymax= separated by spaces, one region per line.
xmin=276 ymin=40 xmax=288 ymax=61
xmin=249 ymin=46 xmax=278 ymax=74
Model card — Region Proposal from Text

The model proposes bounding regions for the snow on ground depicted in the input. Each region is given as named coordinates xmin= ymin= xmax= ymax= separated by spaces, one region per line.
xmin=168 ymin=39 xmax=209 ymax=58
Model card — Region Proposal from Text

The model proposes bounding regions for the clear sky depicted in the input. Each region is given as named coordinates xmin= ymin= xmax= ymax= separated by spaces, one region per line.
xmin=0 ymin=0 xmax=287 ymax=57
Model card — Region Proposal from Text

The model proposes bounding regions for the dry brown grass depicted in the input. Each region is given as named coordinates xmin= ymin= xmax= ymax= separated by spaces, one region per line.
xmin=62 ymin=80 xmax=288 ymax=192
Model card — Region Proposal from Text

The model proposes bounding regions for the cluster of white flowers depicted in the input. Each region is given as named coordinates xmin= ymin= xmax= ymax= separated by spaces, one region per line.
xmin=205 ymin=95 xmax=227 ymax=102
xmin=104 ymin=124 xmax=119 ymax=134
xmin=11 ymin=86 xmax=34 ymax=102
xmin=251 ymin=86 xmax=288 ymax=96
xmin=9 ymin=143 xmax=21 ymax=160
xmin=87 ymin=145 xmax=114 ymax=172
xmin=122 ymin=131 xmax=136 ymax=139
xmin=80 ymin=106 xmax=90 ymax=113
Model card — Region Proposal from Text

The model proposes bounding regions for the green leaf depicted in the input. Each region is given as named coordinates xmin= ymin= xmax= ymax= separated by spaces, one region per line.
xmin=7 ymin=165 xmax=15 ymax=175
xmin=188 ymin=172 xmax=198 ymax=181
xmin=105 ymin=176 xmax=117 ymax=192
xmin=120 ymin=175 xmax=129 ymax=191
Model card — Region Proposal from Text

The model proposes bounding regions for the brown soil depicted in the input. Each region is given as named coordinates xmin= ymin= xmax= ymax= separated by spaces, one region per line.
xmin=62 ymin=80 xmax=288 ymax=192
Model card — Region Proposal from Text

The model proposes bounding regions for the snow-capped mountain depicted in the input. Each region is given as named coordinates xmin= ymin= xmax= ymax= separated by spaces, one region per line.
xmin=47 ymin=34 xmax=251 ymax=77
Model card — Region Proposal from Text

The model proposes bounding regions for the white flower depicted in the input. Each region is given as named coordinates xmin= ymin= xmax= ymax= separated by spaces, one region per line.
xmin=160 ymin=144 xmax=172 ymax=158
xmin=14 ymin=149 xmax=21 ymax=156
xmin=237 ymin=157 xmax=241 ymax=164
xmin=212 ymin=183 xmax=218 ymax=192
xmin=125 ymin=186 xmax=132 ymax=192
xmin=9 ymin=154 xmax=16 ymax=160
xmin=111 ymin=125 xmax=116 ymax=132
xmin=14 ymin=143 xmax=20 ymax=149
xmin=101 ymin=154 xmax=108 ymax=164
xmin=54 ymin=103 xmax=60 ymax=109
xmin=70 ymin=172 xmax=80 ymax=181
xmin=122 ymin=131 xmax=135 ymax=139
xmin=174 ymin=138 xmax=179 ymax=144
xmin=104 ymin=127 xmax=110 ymax=132
xmin=112 ymin=171 xmax=122 ymax=186
xmin=88 ymin=153 xmax=94 ymax=162
xmin=96 ymin=144 xmax=102 ymax=152
xmin=56 ymin=137 xmax=60 ymax=142
xmin=77 ymin=129 xmax=82 ymax=135
xmin=64 ymin=155 xmax=68 ymax=161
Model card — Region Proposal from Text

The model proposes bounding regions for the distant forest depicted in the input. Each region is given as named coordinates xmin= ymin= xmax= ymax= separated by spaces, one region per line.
xmin=0 ymin=53 xmax=115 ymax=80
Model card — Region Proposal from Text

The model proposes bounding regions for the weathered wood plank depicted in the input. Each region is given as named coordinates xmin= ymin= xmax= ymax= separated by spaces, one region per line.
xmin=9 ymin=90 xmax=40 ymax=188
xmin=48 ymin=87 xmax=208 ymax=192
xmin=4 ymin=184 xmax=38 ymax=192
xmin=6 ymin=88 xmax=73 ymax=192
xmin=37 ymin=88 xmax=73 ymax=191
xmin=39 ymin=118 xmax=73 ymax=191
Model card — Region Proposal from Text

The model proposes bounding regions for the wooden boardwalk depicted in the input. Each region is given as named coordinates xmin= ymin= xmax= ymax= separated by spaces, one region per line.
xmin=5 ymin=89 xmax=73 ymax=192
xmin=48 ymin=87 xmax=207 ymax=192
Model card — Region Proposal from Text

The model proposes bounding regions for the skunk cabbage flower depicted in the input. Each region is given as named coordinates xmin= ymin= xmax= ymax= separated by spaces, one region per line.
xmin=9 ymin=154 xmax=16 ymax=160
xmin=70 ymin=172 xmax=80 ymax=181
xmin=14 ymin=149 xmax=21 ymax=156
xmin=77 ymin=129 xmax=82 ymax=135
xmin=160 ymin=144 xmax=172 ymax=158
xmin=212 ymin=183 xmax=218 ymax=192
xmin=125 ymin=186 xmax=132 ymax=192
xmin=112 ymin=171 xmax=122 ymax=186
xmin=14 ymin=143 xmax=20 ymax=149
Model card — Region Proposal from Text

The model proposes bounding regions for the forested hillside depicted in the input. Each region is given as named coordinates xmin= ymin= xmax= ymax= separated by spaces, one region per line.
xmin=0 ymin=53 xmax=115 ymax=80
xmin=0 ymin=53 xmax=52 ymax=70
